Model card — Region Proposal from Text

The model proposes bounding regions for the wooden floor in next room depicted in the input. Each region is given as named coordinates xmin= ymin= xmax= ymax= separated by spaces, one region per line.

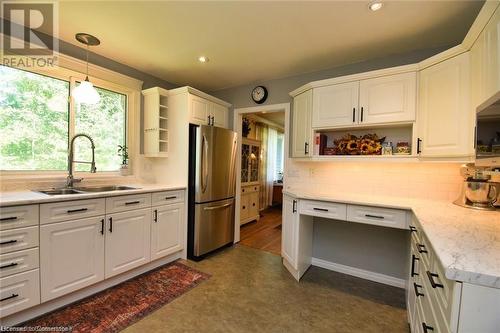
xmin=239 ymin=206 xmax=282 ymax=256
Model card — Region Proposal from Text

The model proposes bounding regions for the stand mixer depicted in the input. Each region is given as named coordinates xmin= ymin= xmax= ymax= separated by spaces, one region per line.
xmin=454 ymin=164 xmax=499 ymax=211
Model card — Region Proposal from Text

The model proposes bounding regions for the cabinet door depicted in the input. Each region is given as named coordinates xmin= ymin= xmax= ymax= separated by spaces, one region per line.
xmin=248 ymin=192 xmax=259 ymax=219
xmin=291 ymin=90 xmax=312 ymax=157
xmin=40 ymin=217 xmax=105 ymax=302
xmin=210 ymin=103 xmax=228 ymax=128
xmin=312 ymin=81 xmax=359 ymax=128
xmin=418 ymin=52 xmax=472 ymax=157
xmin=190 ymin=95 xmax=211 ymax=125
xmin=483 ymin=7 xmax=500 ymax=100
xmin=105 ymin=208 xmax=151 ymax=278
xmin=151 ymin=203 xmax=184 ymax=261
xmin=359 ymin=72 xmax=416 ymax=124
xmin=241 ymin=143 xmax=250 ymax=183
xmin=281 ymin=195 xmax=297 ymax=269
xmin=240 ymin=193 xmax=250 ymax=222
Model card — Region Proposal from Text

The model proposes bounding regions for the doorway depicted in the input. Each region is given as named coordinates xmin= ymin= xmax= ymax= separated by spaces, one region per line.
xmin=233 ymin=103 xmax=290 ymax=256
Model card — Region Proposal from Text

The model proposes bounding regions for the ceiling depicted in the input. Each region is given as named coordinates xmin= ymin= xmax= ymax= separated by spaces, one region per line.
xmin=55 ymin=1 xmax=483 ymax=91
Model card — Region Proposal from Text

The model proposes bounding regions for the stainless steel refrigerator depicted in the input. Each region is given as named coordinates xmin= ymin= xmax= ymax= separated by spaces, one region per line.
xmin=188 ymin=124 xmax=237 ymax=260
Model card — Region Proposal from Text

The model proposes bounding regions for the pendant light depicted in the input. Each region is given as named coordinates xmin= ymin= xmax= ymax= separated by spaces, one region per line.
xmin=72 ymin=33 xmax=101 ymax=105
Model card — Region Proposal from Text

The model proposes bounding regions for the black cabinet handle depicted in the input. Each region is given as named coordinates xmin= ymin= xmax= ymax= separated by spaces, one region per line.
xmin=0 ymin=293 xmax=19 ymax=302
xmin=413 ymin=283 xmax=424 ymax=297
xmin=417 ymin=243 xmax=428 ymax=254
xmin=109 ymin=217 xmax=113 ymax=233
xmin=409 ymin=226 xmax=417 ymax=233
xmin=304 ymin=142 xmax=309 ymax=155
xmin=365 ymin=214 xmax=384 ymax=219
xmin=313 ymin=208 xmax=328 ymax=212
xmin=207 ymin=115 xmax=211 ymax=125
xmin=0 ymin=239 xmax=17 ymax=245
xmin=211 ymin=116 xmax=215 ymax=126
xmin=165 ymin=196 xmax=177 ymax=200
xmin=352 ymin=107 xmax=356 ymax=123
xmin=474 ymin=126 xmax=477 ymax=149
xmin=0 ymin=216 xmax=17 ymax=222
xmin=422 ymin=323 xmax=434 ymax=332
xmin=417 ymin=138 xmax=422 ymax=154
xmin=360 ymin=107 xmax=364 ymax=122
xmin=154 ymin=209 xmax=158 ymax=223
xmin=100 ymin=219 xmax=104 ymax=235
xmin=411 ymin=255 xmax=419 ymax=277
xmin=67 ymin=208 xmax=88 ymax=214
xmin=125 ymin=201 xmax=140 ymax=205
xmin=0 ymin=262 xmax=18 ymax=269
xmin=292 ymin=200 xmax=297 ymax=213
xmin=426 ymin=271 xmax=444 ymax=289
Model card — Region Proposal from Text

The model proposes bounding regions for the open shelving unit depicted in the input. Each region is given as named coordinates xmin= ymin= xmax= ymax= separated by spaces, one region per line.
xmin=143 ymin=87 xmax=169 ymax=157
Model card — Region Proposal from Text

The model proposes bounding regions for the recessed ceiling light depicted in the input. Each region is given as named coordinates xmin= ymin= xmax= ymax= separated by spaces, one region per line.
xmin=198 ymin=56 xmax=209 ymax=63
xmin=368 ymin=1 xmax=383 ymax=11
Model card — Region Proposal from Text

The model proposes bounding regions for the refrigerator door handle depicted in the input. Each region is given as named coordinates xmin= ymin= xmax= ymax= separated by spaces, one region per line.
xmin=203 ymin=203 xmax=232 ymax=211
xmin=201 ymin=134 xmax=209 ymax=193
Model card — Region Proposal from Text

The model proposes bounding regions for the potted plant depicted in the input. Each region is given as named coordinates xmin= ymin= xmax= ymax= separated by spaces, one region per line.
xmin=118 ymin=145 xmax=130 ymax=176
xmin=242 ymin=117 xmax=251 ymax=138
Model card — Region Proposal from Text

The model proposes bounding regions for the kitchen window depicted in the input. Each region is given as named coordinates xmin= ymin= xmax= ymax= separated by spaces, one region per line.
xmin=0 ymin=65 xmax=127 ymax=172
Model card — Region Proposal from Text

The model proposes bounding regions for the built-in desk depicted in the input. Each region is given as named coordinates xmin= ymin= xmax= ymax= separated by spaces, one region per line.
xmin=281 ymin=190 xmax=500 ymax=333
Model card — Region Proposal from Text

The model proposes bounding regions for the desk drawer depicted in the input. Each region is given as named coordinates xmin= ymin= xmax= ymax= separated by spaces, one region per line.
xmin=346 ymin=205 xmax=408 ymax=230
xmin=152 ymin=190 xmax=184 ymax=206
xmin=41 ymin=198 xmax=105 ymax=224
xmin=0 ymin=205 xmax=38 ymax=231
xmin=106 ymin=193 xmax=151 ymax=213
xmin=0 ymin=248 xmax=39 ymax=278
xmin=0 ymin=269 xmax=40 ymax=318
xmin=0 ymin=227 xmax=38 ymax=255
xmin=299 ymin=200 xmax=347 ymax=220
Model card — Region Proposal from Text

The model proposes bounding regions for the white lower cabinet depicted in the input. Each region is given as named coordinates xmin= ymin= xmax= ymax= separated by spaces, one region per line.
xmin=40 ymin=216 xmax=105 ymax=302
xmin=281 ymin=195 xmax=298 ymax=269
xmin=151 ymin=203 xmax=184 ymax=261
xmin=105 ymin=208 xmax=151 ymax=278
xmin=0 ymin=269 xmax=40 ymax=318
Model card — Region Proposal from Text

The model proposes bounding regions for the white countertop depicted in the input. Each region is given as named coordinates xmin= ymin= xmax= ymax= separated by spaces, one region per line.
xmin=284 ymin=189 xmax=500 ymax=289
xmin=0 ymin=184 xmax=186 ymax=207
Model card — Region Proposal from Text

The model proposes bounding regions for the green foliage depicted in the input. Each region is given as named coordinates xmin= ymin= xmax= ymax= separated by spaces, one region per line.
xmin=117 ymin=145 xmax=129 ymax=165
xmin=0 ymin=66 xmax=126 ymax=172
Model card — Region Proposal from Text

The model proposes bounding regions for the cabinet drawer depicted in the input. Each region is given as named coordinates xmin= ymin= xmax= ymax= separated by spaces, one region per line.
xmin=346 ymin=205 xmax=408 ymax=229
xmin=0 ymin=248 xmax=39 ymax=278
xmin=241 ymin=185 xmax=259 ymax=194
xmin=40 ymin=198 xmax=105 ymax=224
xmin=106 ymin=193 xmax=152 ymax=213
xmin=0 ymin=269 xmax=40 ymax=318
xmin=152 ymin=190 xmax=184 ymax=206
xmin=299 ymin=200 xmax=347 ymax=220
xmin=0 ymin=226 xmax=38 ymax=254
xmin=413 ymin=230 xmax=432 ymax=270
xmin=0 ymin=205 xmax=38 ymax=231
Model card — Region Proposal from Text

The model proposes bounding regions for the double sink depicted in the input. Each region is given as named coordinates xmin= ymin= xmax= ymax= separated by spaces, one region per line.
xmin=37 ymin=185 xmax=139 ymax=196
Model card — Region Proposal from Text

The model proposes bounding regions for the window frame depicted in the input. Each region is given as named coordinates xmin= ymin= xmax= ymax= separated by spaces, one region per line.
xmin=0 ymin=52 xmax=142 ymax=180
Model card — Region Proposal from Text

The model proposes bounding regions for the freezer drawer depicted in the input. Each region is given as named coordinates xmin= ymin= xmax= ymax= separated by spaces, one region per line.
xmin=194 ymin=198 xmax=234 ymax=256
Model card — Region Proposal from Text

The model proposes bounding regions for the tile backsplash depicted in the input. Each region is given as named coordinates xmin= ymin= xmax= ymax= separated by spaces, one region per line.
xmin=286 ymin=161 xmax=463 ymax=201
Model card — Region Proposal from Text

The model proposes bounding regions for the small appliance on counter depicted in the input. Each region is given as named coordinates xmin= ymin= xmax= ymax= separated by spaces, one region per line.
xmin=454 ymin=164 xmax=499 ymax=211
xmin=187 ymin=124 xmax=238 ymax=260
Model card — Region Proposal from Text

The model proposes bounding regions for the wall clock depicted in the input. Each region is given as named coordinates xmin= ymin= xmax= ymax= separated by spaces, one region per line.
xmin=251 ymin=86 xmax=268 ymax=104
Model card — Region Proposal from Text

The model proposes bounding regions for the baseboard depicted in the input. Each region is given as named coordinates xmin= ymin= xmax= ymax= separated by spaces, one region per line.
xmin=311 ymin=257 xmax=406 ymax=289
xmin=1 ymin=251 xmax=183 ymax=327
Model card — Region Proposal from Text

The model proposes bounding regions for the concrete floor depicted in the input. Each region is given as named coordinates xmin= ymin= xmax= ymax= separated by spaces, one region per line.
xmin=123 ymin=245 xmax=408 ymax=333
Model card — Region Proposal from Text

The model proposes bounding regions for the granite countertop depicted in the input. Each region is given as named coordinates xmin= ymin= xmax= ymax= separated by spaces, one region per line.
xmin=283 ymin=189 xmax=500 ymax=289
xmin=0 ymin=184 xmax=186 ymax=207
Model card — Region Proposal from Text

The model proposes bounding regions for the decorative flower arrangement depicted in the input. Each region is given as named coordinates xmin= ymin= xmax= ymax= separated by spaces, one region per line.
xmin=242 ymin=118 xmax=251 ymax=137
xmin=330 ymin=133 xmax=385 ymax=155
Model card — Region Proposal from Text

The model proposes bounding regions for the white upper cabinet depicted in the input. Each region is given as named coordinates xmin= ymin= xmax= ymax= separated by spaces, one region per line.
xmin=310 ymin=71 xmax=416 ymax=129
xmin=190 ymin=94 xmax=211 ymax=126
xmin=418 ymin=52 xmax=472 ymax=157
xmin=210 ymin=102 xmax=228 ymax=128
xmin=359 ymin=72 xmax=416 ymax=124
xmin=312 ymin=81 xmax=359 ymax=128
xmin=291 ymin=89 xmax=312 ymax=157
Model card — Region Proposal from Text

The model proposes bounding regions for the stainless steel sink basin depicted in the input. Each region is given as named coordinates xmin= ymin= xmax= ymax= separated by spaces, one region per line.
xmin=37 ymin=188 xmax=83 ymax=195
xmin=36 ymin=185 xmax=139 ymax=195
xmin=74 ymin=185 xmax=139 ymax=192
